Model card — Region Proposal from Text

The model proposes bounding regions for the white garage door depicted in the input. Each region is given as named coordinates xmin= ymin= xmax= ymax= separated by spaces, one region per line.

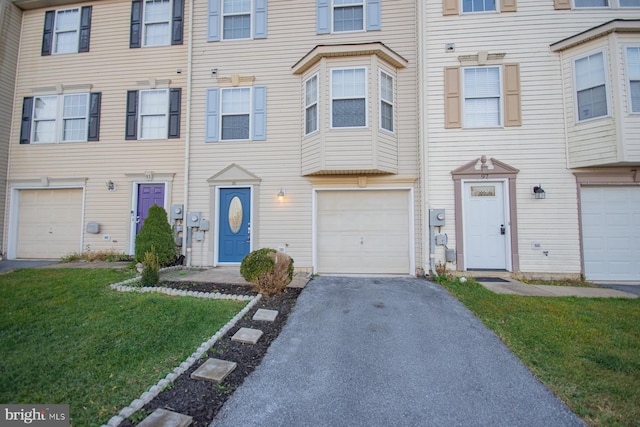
xmin=17 ymin=189 xmax=83 ymax=259
xmin=317 ymin=190 xmax=411 ymax=275
xmin=581 ymin=186 xmax=640 ymax=281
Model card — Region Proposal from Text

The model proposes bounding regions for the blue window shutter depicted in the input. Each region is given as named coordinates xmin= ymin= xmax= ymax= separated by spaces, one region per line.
xmin=252 ymin=86 xmax=266 ymax=141
xmin=366 ymin=0 xmax=381 ymax=31
xmin=317 ymin=0 xmax=330 ymax=34
xmin=78 ymin=6 xmax=92 ymax=52
xmin=20 ymin=97 xmax=33 ymax=144
xmin=41 ymin=11 xmax=54 ymax=56
xmin=208 ymin=0 xmax=220 ymax=42
xmin=172 ymin=0 xmax=184 ymax=45
xmin=130 ymin=0 xmax=142 ymax=48
xmin=206 ymin=89 xmax=219 ymax=142
xmin=125 ymin=90 xmax=138 ymax=140
xmin=254 ymin=0 xmax=267 ymax=39
xmin=168 ymin=88 xmax=182 ymax=138
xmin=88 ymin=92 xmax=101 ymax=141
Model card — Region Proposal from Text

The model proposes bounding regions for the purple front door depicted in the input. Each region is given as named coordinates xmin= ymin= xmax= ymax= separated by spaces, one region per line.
xmin=136 ymin=184 xmax=165 ymax=234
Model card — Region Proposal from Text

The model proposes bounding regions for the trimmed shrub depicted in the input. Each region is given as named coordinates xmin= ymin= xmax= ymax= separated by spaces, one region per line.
xmin=140 ymin=248 xmax=160 ymax=286
xmin=135 ymin=204 xmax=176 ymax=267
xmin=240 ymin=248 xmax=294 ymax=295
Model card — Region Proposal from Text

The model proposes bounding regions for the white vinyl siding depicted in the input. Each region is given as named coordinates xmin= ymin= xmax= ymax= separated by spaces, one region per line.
xmin=139 ymin=89 xmax=169 ymax=139
xmin=380 ymin=70 xmax=394 ymax=132
xmin=462 ymin=0 xmax=496 ymax=13
xmin=144 ymin=0 xmax=171 ymax=46
xmin=223 ymin=0 xmax=251 ymax=39
xmin=32 ymin=94 xmax=89 ymax=143
xmin=333 ymin=0 xmax=364 ymax=32
xmin=575 ymin=51 xmax=608 ymax=122
xmin=463 ymin=66 xmax=501 ymax=128
xmin=54 ymin=8 xmax=80 ymax=54
xmin=221 ymin=87 xmax=251 ymax=140
xmin=305 ymin=74 xmax=318 ymax=135
xmin=627 ymin=47 xmax=640 ymax=113
xmin=331 ymin=67 xmax=367 ymax=128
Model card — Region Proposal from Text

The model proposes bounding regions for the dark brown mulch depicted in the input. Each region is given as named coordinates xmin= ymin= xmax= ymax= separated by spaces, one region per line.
xmin=119 ymin=281 xmax=302 ymax=426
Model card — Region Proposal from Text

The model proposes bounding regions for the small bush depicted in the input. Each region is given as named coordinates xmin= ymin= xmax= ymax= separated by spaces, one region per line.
xmin=240 ymin=248 xmax=294 ymax=295
xmin=140 ymin=248 xmax=160 ymax=287
xmin=135 ymin=205 xmax=176 ymax=267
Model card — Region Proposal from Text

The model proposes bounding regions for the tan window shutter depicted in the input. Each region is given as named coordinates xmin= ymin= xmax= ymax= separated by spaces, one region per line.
xmin=443 ymin=0 xmax=459 ymax=16
xmin=554 ymin=0 xmax=571 ymax=10
xmin=503 ymin=64 xmax=522 ymax=127
xmin=501 ymin=0 xmax=517 ymax=12
xmin=444 ymin=67 xmax=462 ymax=129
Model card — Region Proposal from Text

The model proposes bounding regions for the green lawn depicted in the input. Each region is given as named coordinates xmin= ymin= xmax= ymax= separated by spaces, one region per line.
xmin=439 ymin=277 xmax=640 ymax=427
xmin=0 ymin=268 xmax=247 ymax=425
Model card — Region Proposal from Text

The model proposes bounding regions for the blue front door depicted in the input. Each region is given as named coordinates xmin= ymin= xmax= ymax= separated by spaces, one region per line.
xmin=219 ymin=188 xmax=251 ymax=263
xmin=137 ymin=184 xmax=165 ymax=234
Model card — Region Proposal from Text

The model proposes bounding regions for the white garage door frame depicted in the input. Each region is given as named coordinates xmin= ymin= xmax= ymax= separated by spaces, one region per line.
xmin=7 ymin=181 xmax=86 ymax=260
xmin=312 ymin=187 xmax=415 ymax=276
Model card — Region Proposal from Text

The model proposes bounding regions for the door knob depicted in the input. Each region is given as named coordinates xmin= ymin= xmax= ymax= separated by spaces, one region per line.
xmin=500 ymin=224 xmax=506 ymax=235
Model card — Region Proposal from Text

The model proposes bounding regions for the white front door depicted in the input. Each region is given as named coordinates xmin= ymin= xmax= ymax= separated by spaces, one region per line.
xmin=463 ymin=181 xmax=508 ymax=270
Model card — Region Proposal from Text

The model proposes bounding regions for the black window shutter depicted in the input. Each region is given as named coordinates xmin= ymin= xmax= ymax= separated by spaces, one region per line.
xmin=172 ymin=0 xmax=184 ymax=45
xmin=130 ymin=0 xmax=142 ymax=49
xmin=20 ymin=97 xmax=34 ymax=144
xmin=88 ymin=92 xmax=101 ymax=141
xmin=125 ymin=90 xmax=138 ymax=140
xmin=168 ymin=88 xmax=181 ymax=138
xmin=78 ymin=6 xmax=92 ymax=53
xmin=41 ymin=11 xmax=55 ymax=56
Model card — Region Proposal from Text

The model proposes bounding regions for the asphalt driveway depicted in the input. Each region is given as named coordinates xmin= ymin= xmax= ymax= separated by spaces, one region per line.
xmin=213 ymin=276 xmax=584 ymax=427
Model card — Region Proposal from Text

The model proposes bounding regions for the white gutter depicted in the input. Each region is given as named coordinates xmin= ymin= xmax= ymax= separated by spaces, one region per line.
xmin=182 ymin=0 xmax=194 ymax=266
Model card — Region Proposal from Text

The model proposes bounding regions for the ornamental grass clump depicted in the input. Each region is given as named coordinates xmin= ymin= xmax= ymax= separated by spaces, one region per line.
xmin=140 ymin=248 xmax=160 ymax=286
xmin=240 ymin=248 xmax=294 ymax=295
xmin=135 ymin=204 xmax=176 ymax=267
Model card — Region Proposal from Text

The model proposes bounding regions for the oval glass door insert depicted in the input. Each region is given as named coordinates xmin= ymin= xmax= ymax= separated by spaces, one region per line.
xmin=228 ymin=196 xmax=243 ymax=234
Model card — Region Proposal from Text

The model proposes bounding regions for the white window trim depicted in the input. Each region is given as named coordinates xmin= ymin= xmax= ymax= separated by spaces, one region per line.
xmin=573 ymin=49 xmax=611 ymax=123
xmin=462 ymin=65 xmax=503 ymax=129
xmin=625 ymin=46 xmax=640 ymax=114
xmin=460 ymin=0 xmax=499 ymax=14
xmin=221 ymin=0 xmax=253 ymax=41
xmin=379 ymin=69 xmax=395 ymax=133
xmin=330 ymin=66 xmax=368 ymax=129
xmin=142 ymin=0 xmax=172 ymax=47
xmin=53 ymin=8 xmax=80 ymax=54
xmin=332 ymin=0 xmax=365 ymax=34
xmin=31 ymin=93 xmax=89 ymax=143
xmin=138 ymin=89 xmax=169 ymax=140
xmin=304 ymin=74 xmax=319 ymax=136
xmin=219 ymin=87 xmax=253 ymax=141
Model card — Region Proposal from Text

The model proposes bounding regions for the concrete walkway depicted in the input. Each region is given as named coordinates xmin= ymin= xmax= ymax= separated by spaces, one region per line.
xmin=212 ymin=276 xmax=585 ymax=427
xmin=475 ymin=277 xmax=638 ymax=298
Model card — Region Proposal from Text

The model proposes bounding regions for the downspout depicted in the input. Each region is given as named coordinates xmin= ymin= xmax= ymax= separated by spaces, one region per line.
xmin=182 ymin=0 xmax=194 ymax=266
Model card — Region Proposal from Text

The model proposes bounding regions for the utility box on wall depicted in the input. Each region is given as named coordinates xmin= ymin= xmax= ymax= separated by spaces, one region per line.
xmin=86 ymin=222 xmax=100 ymax=234
xmin=429 ymin=209 xmax=445 ymax=227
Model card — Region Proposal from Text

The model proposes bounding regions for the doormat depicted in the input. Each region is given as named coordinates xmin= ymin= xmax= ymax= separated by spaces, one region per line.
xmin=474 ymin=277 xmax=510 ymax=283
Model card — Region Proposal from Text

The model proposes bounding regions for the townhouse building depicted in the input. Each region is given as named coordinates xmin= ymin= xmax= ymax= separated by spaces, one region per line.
xmin=420 ymin=0 xmax=640 ymax=281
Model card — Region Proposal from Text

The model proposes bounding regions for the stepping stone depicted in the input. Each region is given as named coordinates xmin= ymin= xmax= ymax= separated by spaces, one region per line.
xmin=137 ymin=408 xmax=192 ymax=427
xmin=231 ymin=327 xmax=263 ymax=344
xmin=253 ymin=309 xmax=278 ymax=322
xmin=190 ymin=358 xmax=237 ymax=384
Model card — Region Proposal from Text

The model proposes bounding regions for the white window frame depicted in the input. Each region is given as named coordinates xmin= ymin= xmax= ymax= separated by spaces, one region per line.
xmin=573 ymin=0 xmax=610 ymax=8
xmin=573 ymin=50 xmax=610 ymax=123
xmin=304 ymin=74 xmax=319 ymax=135
xmin=461 ymin=0 xmax=498 ymax=14
xmin=379 ymin=69 xmax=395 ymax=133
xmin=626 ymin=46 xmax=640 ymax=114
xmin=31 ymin=93 xmax=89 ymax=143
xmin=143 ymin=0 xmax=172 ymax=47
xmin=222 ymin=0 xmax=253 ymax=40
xmin=330 ymin=67 xmax=368 ymax=129
xmin=220 ymin=87 xmax=252 ymax=141
xmin=462 ymin=66 xmax=503 ymax=128
xmin=332 ymin=0 xmax=365 ymax=33
xmin=138 ymin=89 xmax=169 ymax=140
xmin=53 ymin=8 xmax=80 ymax=54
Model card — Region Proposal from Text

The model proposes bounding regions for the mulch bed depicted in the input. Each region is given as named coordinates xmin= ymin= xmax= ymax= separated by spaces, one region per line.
xmin=119 ymin=281 xmax=302 ymax=426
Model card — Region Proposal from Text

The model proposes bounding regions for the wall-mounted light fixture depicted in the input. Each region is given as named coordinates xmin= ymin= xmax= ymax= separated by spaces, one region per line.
xmin=277 ymin=188 xmax=286 ymax=201
xmin=532 ymin=184 xmax=546 ymax=199
xmin=106 ymin=180 xmax=117 ymax=191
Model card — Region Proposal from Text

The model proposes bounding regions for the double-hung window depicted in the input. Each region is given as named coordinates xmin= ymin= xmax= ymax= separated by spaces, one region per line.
xmin=627 ymin=47 xmax=640 ymax=113
xmin=139 ymin=90 xmax=169 ymax=139
xmin=42 ymin=6 xmax=92 ymax=55
xmin=208 ymin=0 xmax=267 ymax=41
xmin=463 ymin=67 xmax=501 ymax=127
xmin=130 ymin=0 xmax=184 ymax=47
xmin=223 ymin=0 xmax=251 ymax=39
xmin=332 ymin=68 xmax=367 ymax=128
xmin=205 ymin=86 xmax=267 ymax=142
xmin=462 ymin=0 xmax=496 ymax=13
xmin=575 ymin=52 xmax=608 ymax=121
xmin=54 ymin=9 xmax=80 ymax=53
xmin=221 ymin=88 xmax=251 ymax=140
xmin=620 ymin=0 xmax=640 ymax=6
xmin=574 ymin=0 xmax=608 ymax=6
xmin=144 ymin=0 xmax=171 ymax=46
xmin=379 ymin=71 xmax=394 ymax=132
xmin=317 ymin=0 xmax=380 ymax=34
xmin=305 ymin=75 xmax=319 ymax=135
xmin=333 ymin=0 xmax=364 ymax=32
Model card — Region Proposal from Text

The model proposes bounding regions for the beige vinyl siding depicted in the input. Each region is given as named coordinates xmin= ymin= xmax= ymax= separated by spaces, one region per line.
xmin=0 ymin=0 xmax=22 ymax=255
xmin=619 ymin=37 xmax=640 ymax=161
xmin=188 ymin=0 xmax=419 ymax=270
xmin=6 ymin=0 xmax=188 ymax=256
xmin=423 ymin=0 xmax=640 ymax=274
